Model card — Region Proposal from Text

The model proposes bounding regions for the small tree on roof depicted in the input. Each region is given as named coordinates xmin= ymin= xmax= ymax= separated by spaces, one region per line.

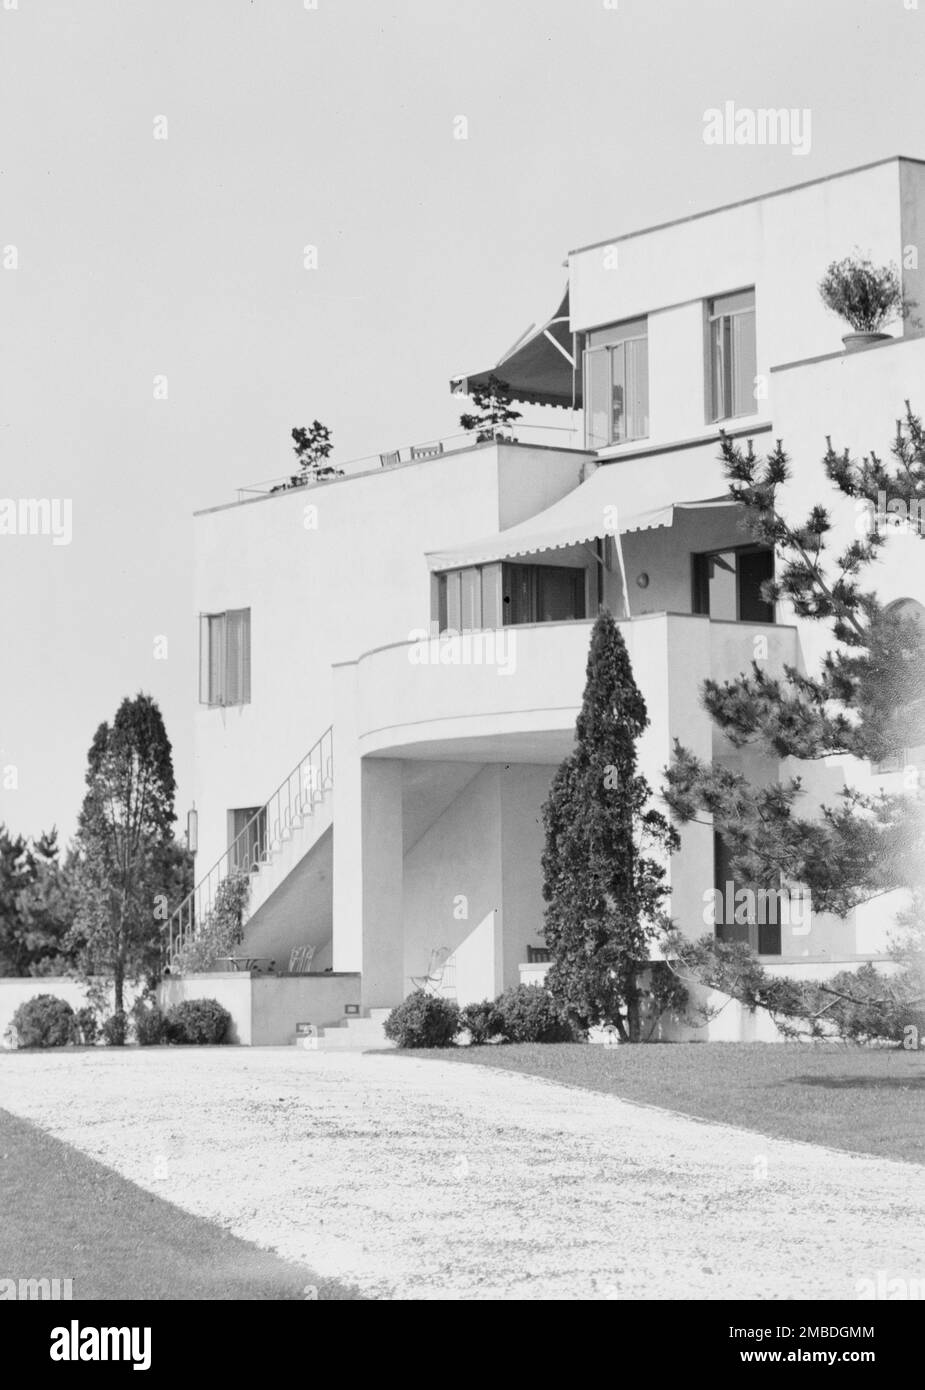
xmin=459 ymin=375 xmax=522 ymax=443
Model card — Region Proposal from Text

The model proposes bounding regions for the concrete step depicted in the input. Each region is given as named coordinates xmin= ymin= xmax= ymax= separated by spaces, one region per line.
xmin=292 ymin=1012 xmax=395 ymax=1052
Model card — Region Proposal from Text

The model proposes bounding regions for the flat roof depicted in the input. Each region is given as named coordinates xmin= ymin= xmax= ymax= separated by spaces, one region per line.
xmin=568 ymin=155 xmax=925 ymax=258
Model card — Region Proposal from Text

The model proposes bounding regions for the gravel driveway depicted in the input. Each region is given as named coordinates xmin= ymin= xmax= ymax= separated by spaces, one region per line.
xmin=2 ymin=1046 xmax=924 ymax=1300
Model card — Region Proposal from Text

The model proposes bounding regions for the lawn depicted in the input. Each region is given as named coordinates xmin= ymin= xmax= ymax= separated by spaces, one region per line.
xmin=0 ymin=1107 xmax=361 ymax=1300
xmin=402 ymin=1042 xmax=925 ymax=1165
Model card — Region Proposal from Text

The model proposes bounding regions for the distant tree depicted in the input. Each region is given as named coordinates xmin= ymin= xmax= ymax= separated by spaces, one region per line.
xmin=542 ymin=612 xmax=683 ymax=1042
xmin=0 ymin=826 xmax=76 ymax=977
xmin=459 ymin=374 xmax=522 ymax=443
xmin=272 ymin=421 xmax=342 ymax=490
xmin=70 ymin=694 xmax=180 ymax=1030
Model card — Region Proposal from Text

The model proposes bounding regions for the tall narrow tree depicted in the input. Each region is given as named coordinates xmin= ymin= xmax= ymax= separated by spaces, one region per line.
xmin=71 ymin=694 xmax=179 ymax=1025
xmin=542 ymin=612 xmax=679 ymax=1041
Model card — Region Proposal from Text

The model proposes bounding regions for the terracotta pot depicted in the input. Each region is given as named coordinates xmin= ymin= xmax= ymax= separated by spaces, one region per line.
xmin=842 ymin=331 xmax=892 ymax=353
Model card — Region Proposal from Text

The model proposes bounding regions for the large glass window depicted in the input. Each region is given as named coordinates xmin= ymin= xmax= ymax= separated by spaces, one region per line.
xmin=433 ymin=562 xmax=586 ymax=630
xmin=584 ymin=318 xmax=649 ymax=448
xmin=199 ymin=609 xmax=251 ymax=706
xmin=502 ymin=564 xmax=586 ymax=625
xmin=708 ymin=289 xmax=756 ymax=422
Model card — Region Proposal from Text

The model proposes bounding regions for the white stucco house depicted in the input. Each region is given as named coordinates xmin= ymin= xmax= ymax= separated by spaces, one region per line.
xmin=172 ymin=155 xmax=925 ymax=1043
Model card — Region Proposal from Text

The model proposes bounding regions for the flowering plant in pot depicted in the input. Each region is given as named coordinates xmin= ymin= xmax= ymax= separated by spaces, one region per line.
xmin=818 ymin=255 xmax=903 ymax=351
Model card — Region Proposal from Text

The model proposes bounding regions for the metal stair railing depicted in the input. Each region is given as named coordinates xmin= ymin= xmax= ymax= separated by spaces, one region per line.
xmin=166 ymin=726 xmax=333 ymax=966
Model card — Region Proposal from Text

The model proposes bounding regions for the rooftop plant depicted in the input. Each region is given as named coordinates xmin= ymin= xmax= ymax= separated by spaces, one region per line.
xmin=818 ymin=254 xmax=903 ymax=333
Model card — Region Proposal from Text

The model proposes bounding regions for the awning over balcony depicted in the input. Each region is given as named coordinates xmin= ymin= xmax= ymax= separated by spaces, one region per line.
xmin=425 ymin=464 xmax=741 ymax=571
xmin=450 ymin=288 xmax=576 ymax=409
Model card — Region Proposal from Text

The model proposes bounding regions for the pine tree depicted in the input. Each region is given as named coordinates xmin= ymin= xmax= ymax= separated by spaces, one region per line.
xmin=665 ymin=414 xmax=925 ymax=920
xmin=542 ymin=612 xmax=680 ymax=1041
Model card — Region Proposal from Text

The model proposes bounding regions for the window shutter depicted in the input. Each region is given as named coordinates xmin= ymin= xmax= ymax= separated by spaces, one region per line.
xmin=225 ymin=609 xmax=251 ymax=705
xmin=209 ymin=614 xmax=226 ymax=705
xmin=199 ymin=616 xmax=211 ymax=703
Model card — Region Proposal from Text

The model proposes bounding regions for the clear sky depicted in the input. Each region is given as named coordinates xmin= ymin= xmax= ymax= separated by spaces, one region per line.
xmin=1 ymin=0 xmax=922 ymax=845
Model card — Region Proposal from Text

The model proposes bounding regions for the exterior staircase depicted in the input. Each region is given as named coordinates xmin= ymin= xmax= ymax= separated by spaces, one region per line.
xmin=167 ymin=727 xmax=334 ymax=966
xmin=294 ymin=1008 xmax=395 ymax=1052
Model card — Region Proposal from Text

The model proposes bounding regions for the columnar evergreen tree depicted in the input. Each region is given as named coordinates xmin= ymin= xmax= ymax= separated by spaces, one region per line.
xmin=70 ymin=694 xmax=179 ymax=1026
xmin=542 ymin=612 xmax=680 ymax=1042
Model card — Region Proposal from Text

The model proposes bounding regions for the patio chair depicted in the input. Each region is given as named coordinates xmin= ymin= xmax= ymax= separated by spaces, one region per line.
xmin=288 ymin=943 xmax=316 ymax=974
xmin=410 ymin=441 xmax=444 ymax=461
xmin=410 ymin=945 xmax=452 ymax=993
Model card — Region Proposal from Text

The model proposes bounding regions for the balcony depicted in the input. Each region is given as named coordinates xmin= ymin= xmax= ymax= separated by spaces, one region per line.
xmin=337 ymin=613 xmax=798 ymax=780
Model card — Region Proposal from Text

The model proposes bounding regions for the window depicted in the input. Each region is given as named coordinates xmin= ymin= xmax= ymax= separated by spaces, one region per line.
xmin=228 ymin=807 xmax=266 ymax=873
xmin=200 ymin=609 xmax=251 ymax=706
xmin=714 ymin=834 xmax=781 ymax=956
xmin=502 ymin=563 xmax=586 ymax=625
xmin=584 ymin=318 xmax=649 ymax=447
xmin=692 ymin=546 xmax=773 ymax=623
xmin=708 ymin=289 xmax=756 ymax=422
xmin=433 ymin=562 xmax=586 ymax=631
xmin=435 ymin=564 xmax=502 ymax=632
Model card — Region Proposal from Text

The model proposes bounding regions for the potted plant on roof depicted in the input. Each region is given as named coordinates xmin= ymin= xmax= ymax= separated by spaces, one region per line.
xmin=272 ymin=421 xmax=343 ymax=491
xmin=818 ymin=254 xmax=903 ymax=353
xmin=459 ymin=374 xmax=522 ymax=443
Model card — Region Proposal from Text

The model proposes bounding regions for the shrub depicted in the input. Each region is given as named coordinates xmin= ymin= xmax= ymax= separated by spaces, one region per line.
xmin=74 ymin=1006 xmax=99 ymax=1046
xmin=459 ymin=999 xmax=505 ymax=1045
xmin=819 ymin=255 xmax=903 ymax=333
xmin=101 ymin=1010 xmax=128 ymax=1047
xmin=10 ymin=994 xmax=75 ymax=1048
xmin=171 ymin=870 xmax=250 ymax=974
xmin=132 ymin=998 xmax=167 ymax=1046
xmin=495 ymin=984 xmax=574 ymax=1043
xmin=165 ymin=997 xmax=231 ymax=1045
xmin=383 ymin=990 xmax=459 ymax=1048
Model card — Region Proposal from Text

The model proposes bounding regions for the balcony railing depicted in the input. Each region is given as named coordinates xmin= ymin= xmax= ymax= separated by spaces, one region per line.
xmin=166 ymin=726 xmax=334 ymax=967
xmin=235 ymin=422 xmax=584 ymax=500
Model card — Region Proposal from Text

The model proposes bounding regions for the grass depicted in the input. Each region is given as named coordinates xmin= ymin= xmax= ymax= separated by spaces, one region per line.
xmin=0 ymin=1107 xmax=362 ymax=1300
xmin=402 ymin=1042 xmax=925 ymax=1165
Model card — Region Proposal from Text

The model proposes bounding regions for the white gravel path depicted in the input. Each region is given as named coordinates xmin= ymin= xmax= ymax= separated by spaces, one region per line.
xmin=2 ymin=1046 xmax=924 ymax=1300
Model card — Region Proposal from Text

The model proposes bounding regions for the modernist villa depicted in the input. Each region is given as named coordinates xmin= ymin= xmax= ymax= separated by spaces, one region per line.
xmin=168 ymin=157 xmax=925 ymax=1045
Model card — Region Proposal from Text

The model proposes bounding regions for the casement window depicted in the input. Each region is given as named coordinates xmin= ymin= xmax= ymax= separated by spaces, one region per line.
xmin=691 ymin=545 xmax=774 ymax=623
xmin=434 ymin=562 xmax=586 ymax=631
xmin=584 ymin=318 xmax=649 ymax=448
xmin=228 ymin=806 xmax=267 ymax=873
xmin=199 ymin=609 xmax=251 ymax=706
xmin=707 ymin=289 xmax=757 ymax=422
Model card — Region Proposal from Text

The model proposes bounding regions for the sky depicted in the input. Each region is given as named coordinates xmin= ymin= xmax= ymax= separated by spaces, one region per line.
xmin=1 ymin=0 xmax=923 ymax=846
